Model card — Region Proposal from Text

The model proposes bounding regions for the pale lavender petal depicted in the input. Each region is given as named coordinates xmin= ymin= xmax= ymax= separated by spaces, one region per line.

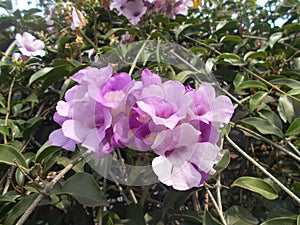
xmin=49 ymin=129 xmax=76 ymax=151
xmin=141 ymin=69 xmax=162 ymax=87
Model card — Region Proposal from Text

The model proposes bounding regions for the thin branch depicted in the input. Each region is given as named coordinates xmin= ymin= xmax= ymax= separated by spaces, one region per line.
xmin=244 ymin=68 xmax=300 ymax=103
xmin=192 ymin=191 xmax=200 ymax=211
xmin=4 ymin=76 xmax=16 ymax=144
xmin=14 ymin=160 xmax=44 ymax=194
xmin=183 ymin=35 xmax=222 ymax=55
xmin=16 ymin=149 xmax=92 ymax=225
xmin=1 ymin=40 xmax=16 ymax=61
xmin=230 ymin=122 xmax=300 ymax=162
xmin=205 ymin=187 xmax=228 ymax=225
xmin=286 ymin=140 xmax=300 ymax=156
xmin=226 ymin=135 xmax=300 ymax=204
xmin=128 ymin=38 xmax=149 ymax=76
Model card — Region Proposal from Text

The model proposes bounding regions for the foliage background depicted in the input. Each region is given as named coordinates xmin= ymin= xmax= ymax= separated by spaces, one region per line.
xmin=0 ymin=0 xmax=299 ymax=224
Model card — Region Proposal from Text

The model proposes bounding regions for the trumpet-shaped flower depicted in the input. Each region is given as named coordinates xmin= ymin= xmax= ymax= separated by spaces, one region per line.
xmin=15 ymin=32 xmax=45 ymax=57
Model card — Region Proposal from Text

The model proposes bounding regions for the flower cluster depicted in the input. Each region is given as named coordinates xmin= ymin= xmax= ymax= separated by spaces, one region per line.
xmin=49 ymin=65 xmax=234 ymax=190
xmin=110 ymin=0 xmax=193 ymax=25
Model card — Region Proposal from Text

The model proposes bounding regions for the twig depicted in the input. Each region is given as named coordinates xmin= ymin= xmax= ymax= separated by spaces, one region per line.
xmin=192 ymin=191 xmax=200 ymax=211
xmin=244 ymin=68 xmax=300 ymax=103
xmin=1 ymin=40 xmax=16 ymax=61
xmin=14 ymin=160 xmax=44 ymax=194
xmin=226 ymin=135 xmax=300 ymax=204
xmin=4 ymin=76 xmax=16 ymax=144
xmin=2 ymin=168 xmax=15 ymax=195
xmin=108 ymin=170 xmax=130 ymax=204
xmin=16 ymin=149 xmax=92 ymax=225
xmin=129 ymin=188 xmax=138 ymax=204
xmin=286 ymin=140 xmax=300 ymax=156
xmin=205 ymin=187 xmax=228 ymax=225
xmin=230 ymin=122 xmax=300 ymax=162
xmin=183 ymin=35 xmax=222 ymax=55
xmin=128 ymin=38 xmax=149 ymax=76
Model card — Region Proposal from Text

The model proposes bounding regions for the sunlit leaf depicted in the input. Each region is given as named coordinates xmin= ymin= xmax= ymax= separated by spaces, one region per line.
xmin=277 ymin=95 xmax=294 ymax=123
xmin=237 ymin=117 xmax=283 ymax=137
xmin=285 ymin=117 xmax=300 ymax=136
xmin=249 ymin=91 xmax=268 ymax=111
xmin=231 ymin=176 xmax=278 ymax=200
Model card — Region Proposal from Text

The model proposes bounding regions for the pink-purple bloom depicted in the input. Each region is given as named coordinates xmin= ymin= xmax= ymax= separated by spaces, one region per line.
xmin=110 ymin=0 xmax=193 ymax=25
xmin=15 ymin=32 xmax=45 ymax=58
xmin=49 ymin=65 xmax=234 ymax=190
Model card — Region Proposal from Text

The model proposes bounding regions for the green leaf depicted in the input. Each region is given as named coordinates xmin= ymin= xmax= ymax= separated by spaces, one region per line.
xmin=175 ymin=24 xmax=193 ymax=41
xmin=260 ymin=217 xmax=297 ymax=225
xmin=244 ymin=51 xmax=267 ymax=61
xmin=270 ymin=78 xmax=300 ymax=89
xmin=28 ymin=67 xmax=53 ymax=85
xmin=162 ymin=189 xmax=192 ymax=217
xmin=35 ymin=141 xmax=61 ymax=163
xmin=291 ymin=181 xmax=300 ymax=195
xmin=0 ymin=124 xmax=10 ymax=136
xmin=213 ymin=149 xmax=230 ymax=175
xmin=249 ymin=91 xmax=268 ymax=111
xmin=231 ymin=176 xmax=278 ymax=200
xmin=285 ymin=117 xmax=300 ymax=136
xmin=104 ymin=28 xmax=127 ymax=40
xmin=203 ymin=210 xmax=222 ymax=225
xmin=235 ymin=80 xmax=268 ymax=92
xmin=267 ymin=32 xmax=283 ymax=48
xmin=217 ymin=53 xmax=241 ymax=61
xmin=11 ymin=103 xmax=22 ymax=117
xmin=233 ymin=73 xmax=246 ymax=89
xmin=0 ymin=193 xmax=20 ymax=203
xmin=0 ymin=144 xmax=28 ymax=169
xmin=220 ymin=35 xmax=243 ymax=44
xmin=59 ymin=172 xmax=108 ymax=207
xmin=287 ymin=88 xmax=300 ymax=96
xmin=4 ymin=193 xmax=38 ymax=225
xmin=277 ymin=95 xmax=294 ymax=123
xmin=126 ymin=204 xmax=146 ymax=225
xmin=15 ymin=169 xmax=25 ymax=186
xmin=224 ymin=206 xmax=259 ymax=225
xmin=238 ymin=117 xmax=284 ymax=138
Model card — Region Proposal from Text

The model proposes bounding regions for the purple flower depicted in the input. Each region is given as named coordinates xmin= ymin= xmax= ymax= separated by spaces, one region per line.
xmin=187 ymin=84 xmax=234 ymax=127
xmin=152 ymin=142 xmax=221 ymax=190
xmin=110 ymin=0 xmax=128 ymax=14
xmin=49 ymin=65 xmax=116 ymax=157
xmin=113 ymin=69 xmax=192 ymax=151
xmin=15 ymin=32 xmax=45 ymax=57
xmin=110 ymin=0 xmax=147 ymax=25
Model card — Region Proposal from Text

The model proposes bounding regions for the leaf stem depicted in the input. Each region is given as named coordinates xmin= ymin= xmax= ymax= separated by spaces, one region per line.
xmin=3 ymin=76 xmax=16 ymax=144
xmin=226 ymin=135 xmax=300 ymax=204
